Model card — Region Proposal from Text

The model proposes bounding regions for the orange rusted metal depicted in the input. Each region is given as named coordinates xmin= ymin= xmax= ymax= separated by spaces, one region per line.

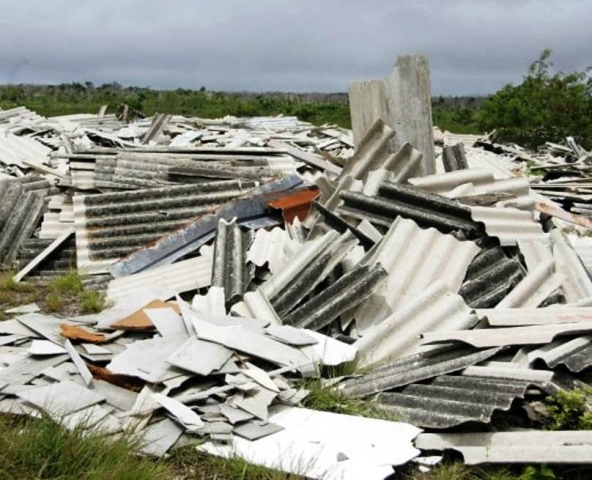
xmin=87 ymin=364 xmax=144 ymax=392
xmin=60 ymin=324 xmax=107 ymax=344
xmin=534 ymin=201 xmax=592 ymax=229
xmin=268 ymin=188 xmax=320 ymax=223
xmin=111 ymin=299 xmax=181 ymax=330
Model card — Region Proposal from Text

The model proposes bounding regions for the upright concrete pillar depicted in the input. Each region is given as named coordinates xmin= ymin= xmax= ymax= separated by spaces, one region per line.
xmin=348 ymin=54 xmax=436 ymax=176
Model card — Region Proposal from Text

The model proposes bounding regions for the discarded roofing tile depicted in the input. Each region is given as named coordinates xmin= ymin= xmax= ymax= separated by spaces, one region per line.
xmin=442 ymin=143 xmax=469 ymax=172
xmin=421 ymin=322 xmax=592 ymax=348
xmin=110 ymin=175 xmax=303 ymax=277
xmin=230 ymin=289 xmax=282 ymax=326
xmin=459 ymin=246 xmax=525 ymax=308
xmin=415 ymin=431 xmax=592 ymax=465
xmin=211 ymin=220 xmax=253 ymax=306
xmin=74 ymin=180 xmax=257 ymax=274
xmin=152 ymin=393 xmax=204 ymax=432
xmin=140 ymin=418 xmax=184 ymax=457
xmin=60 ymin=324 xmax=107 ymax=343
xmin=353 ymin=217 xmax=480 ymax=333
xmin=551 ymin=229 xmax=592 ymax=303
xmin=233 ymin=421 xmax=284 ymax=441
xmin=166 ymin=337 xmax=233 ymax=376
xmin=338 ymin=180 xmax=484 ymax=237
xmin=282 ymin=264 xmax=388 ymax=330
xmin=268 ymin=188 xmax=319 ymax=223
xmin=339 ymin=345 xmax=501 ymax=398
xmin=470 ymin=206 xmax=544 ymax=246
xmin=17 ymin=380 xmax=105 ymax=416
xmin=378 ymin=375 xmax=538 ymax=429
xmin=269 ymin=231 xmax=359 ymax=317
xmin=356 ymin=281 xmax=478 ymax=368
xmin=0 ymin=177 xmax=48 ymax=266
xmin=27 ymin=340 xmax=67 ymax=356
xmin=265 ymin=325 xmax=318 ymax=347
xmin=515 ymin=335 xmax=592 ymax=373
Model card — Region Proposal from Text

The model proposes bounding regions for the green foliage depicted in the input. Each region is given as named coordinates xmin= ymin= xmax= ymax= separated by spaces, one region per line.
xmin=49 ymin=269 xmax=84 ymax=294
xmin=79 ymin=290 xmax=106 ymax=314
xmin=545 ymin=387 xmax=592 ymax=431
xmin=0 ymin=414 xmax=167 ymax=479
xmin=520 ymin=465 xmax=556 ymax=480
xmin=480 ymin=49 xmax=592 ymax=149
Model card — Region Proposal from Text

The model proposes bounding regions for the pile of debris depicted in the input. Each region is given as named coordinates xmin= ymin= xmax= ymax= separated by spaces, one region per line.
xmin=2 ymin=61 xmax=592 ymax=479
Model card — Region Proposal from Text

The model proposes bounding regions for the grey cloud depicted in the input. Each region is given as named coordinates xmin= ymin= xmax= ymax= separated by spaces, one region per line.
xmin=0 ymin=0 xmax=590 ymax=94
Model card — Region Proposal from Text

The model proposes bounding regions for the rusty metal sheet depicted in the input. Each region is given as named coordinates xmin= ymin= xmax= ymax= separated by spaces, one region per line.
xmin=268 ymin=188 xmax=319 ymax=223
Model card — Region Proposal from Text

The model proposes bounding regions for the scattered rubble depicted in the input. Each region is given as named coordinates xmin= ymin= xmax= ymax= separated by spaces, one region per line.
xmin=2 ymin=56 xmax=592 ymax=478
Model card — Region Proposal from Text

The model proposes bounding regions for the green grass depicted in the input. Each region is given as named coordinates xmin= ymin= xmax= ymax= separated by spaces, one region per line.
xmin=79 ymin=290 xmax=106 ymax=314
xmin=301 ymin=380 xmax=402 ymax=421
xmin=0 ymin=414 xmax=168 ymax=480
xmin=49 ymin=269 xmax=84 ymax=294
xmin=169 ymin=447 xmax=303 ymax=480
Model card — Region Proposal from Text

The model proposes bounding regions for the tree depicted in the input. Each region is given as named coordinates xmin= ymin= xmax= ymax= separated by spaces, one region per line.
xmin=479 ymin=49 xmax=592 ymax=149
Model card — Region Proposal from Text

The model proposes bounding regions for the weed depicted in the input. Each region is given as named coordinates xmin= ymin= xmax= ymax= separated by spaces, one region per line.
xmin=169 ymin=447 xmax=303 ymax=480
xmin=79 ymin=290 xmax=106 ymax=314
xmin=301 ymin=380 xmax=401 ymax=421
xmin=45 ymin=292 xmax=63 ymax=313
xmin=545 ymin=387 xmax=592 ymax=430
xmin=49 ymin=269 xmax=84 ymax=294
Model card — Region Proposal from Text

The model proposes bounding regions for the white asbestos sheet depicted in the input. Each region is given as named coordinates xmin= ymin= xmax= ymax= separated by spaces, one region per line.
xmin=265 ymin=325 xmax=318 ymax=346
xmin=140 ymin=418 xmax=184 ymax=457
xmin=17 ymin=380 xmax=105 ymax=416
xmin=152 ymin=393 xmax=204 ymax=431
xmin=199 ymin=406 xmax=421 ymax=480
xmin=300 ymin=330 xmax=357 ymax=366
xmin=106 ymin=335 xmax=187 ymax=383
xmin=415 ymin=430 xmax=592 ymax=465
xmin=144 ymin=308 xmax=188 ymax=338
xmin=27 ymin=340 xmax=67 ymax=356
xmin=166 ymin=337 xmax=233 ymax=376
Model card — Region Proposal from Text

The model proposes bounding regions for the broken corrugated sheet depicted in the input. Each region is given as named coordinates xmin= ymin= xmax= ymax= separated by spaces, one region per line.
xmin=415 ymin=431 xmax=592 ymax=465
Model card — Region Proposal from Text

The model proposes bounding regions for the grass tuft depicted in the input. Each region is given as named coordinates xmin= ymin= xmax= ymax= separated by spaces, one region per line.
xmin=0 ymin=414 xmax=168 ymax=480
xmin=49 ymin=269 xmax=84 ymax=294
xmin=301 ymin=380 xmax=402 ymax=421
xmin=79 ymin=290 xmax=106 ymax=314
xmin=45 ymin=292 xmax=63 ymax=313
xmin=168 ymin=447 xmax=302 ymax=480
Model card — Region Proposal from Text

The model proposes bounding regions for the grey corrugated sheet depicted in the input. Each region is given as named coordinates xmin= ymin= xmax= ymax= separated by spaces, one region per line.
xmin=377 ymin=375 xmax=538 ymax=429
xmin=415 ymin=430 xmax=592 ymax=464
xmin=352 ymin=217 xmax=480 ymax=334
xmin=442 ymin=143 xmax=468 ymax=172
xmin=459 ymin=246 xmax=525 ymax=308
xmin=0 ymin=107 xmax=44 ymax=128
xmin=106 ymin=254 xmax=212 ymax=302
xmin=74 ymin=179 xmax=257 ymax=274
xmin=338 ymin=180 xmax=484 ymax=238
xmin=140 ymin=113 xmax=171 ymax=144
xmin=494 ymin=260 xmax=563 ymax=308
xmin=0 ymin=177 xmax=49 ymax=266
xmin=477 ymin=307 xmax=592 ymax=327
xmin=211 ymin=219 xmax=254 ymax=306
xmin=515 ymin=335 xmax=592 ymax=373
xmin=339 ymin=345 xmax=501 ymax=398
xmin=282 ymin=263 xmax=388 ymax=330
xmin=355 ymin=281 xmax=478 ymax=368
xmin=91 ymin=151 xmax=297 ymax=190
xmin=518 ymin=237 xmax=553 ymax=272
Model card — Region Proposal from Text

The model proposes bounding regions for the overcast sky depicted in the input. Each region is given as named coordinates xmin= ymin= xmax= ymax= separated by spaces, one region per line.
xmin=0 ymin=0 xmax=589 ymax=95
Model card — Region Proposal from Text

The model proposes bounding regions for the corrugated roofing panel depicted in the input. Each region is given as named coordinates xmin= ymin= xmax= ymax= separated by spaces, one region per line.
xmin=515 ymin=335 xmax=592 ymax=372
xmin=415 ymin=431 xmax=592 ymax=465
xmin=339 ymin=345 xmax=501 ymax=398
xmin=552 ymin=230 xmax=592 ymax=302
xmin=478 ymin=307 xmax=592 ymax=326
xmin=0 ymin=133 xmax=52 ymax=170
xmin=74 ymin=180 xmax=257 ymax=274
xmin=106 ymin=254 xmax=212 ymax=302
xmin=378 ymin=375 xmax=536 ymax=429
xmin=470 ymin=206 xmax=544 ymax=246
xmin=421 ymin=322 xmax=592 ymax=348
xmin=567 ymin=235 xmax=592 ymax=276
xmin=355 ymin=281 xmax=478 ymax=367
xmin=353 ymin=217 xmax=480 ymax=333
